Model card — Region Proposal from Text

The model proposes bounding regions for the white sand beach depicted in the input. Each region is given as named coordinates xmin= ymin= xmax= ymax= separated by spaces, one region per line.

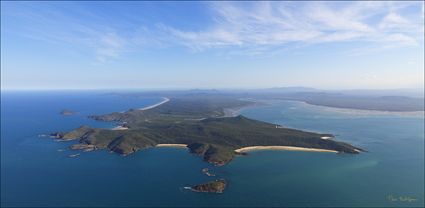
xmin=112 ymin=126 xmax=129 ymax=130
xmin=320 ymin=136 xmax=333 ymax=140
xmin=139 ymin=97 xmax=170 ymax=111
xmin=234 ymin=146 xmax=338 ymax=153
xmin=155 ymin=144 xmax=188 ymax=148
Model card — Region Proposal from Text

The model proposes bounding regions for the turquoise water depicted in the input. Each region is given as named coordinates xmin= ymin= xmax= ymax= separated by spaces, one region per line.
xmin=1 ymin=93 xmax=424 ymax=207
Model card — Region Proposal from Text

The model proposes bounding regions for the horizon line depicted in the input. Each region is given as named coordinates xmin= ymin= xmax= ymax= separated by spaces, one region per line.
xmin=1 ymin=87 xmax=424 ymax=92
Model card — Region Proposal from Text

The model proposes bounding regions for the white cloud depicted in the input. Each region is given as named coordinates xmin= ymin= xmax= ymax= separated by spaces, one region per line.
xmin=163 ymin=2 xmax=324 ymax=48
xmin=95 ymin=33 xmax=126 ymax=62
xmin=4 ymin=1 xmax=423 ymax=60
xmin=305 ymin=2 xmax=373 ymax=33
xmin=382 ymin=33 xmax=417 ymax=46
xmin=380 ymin=12 xmax=408 ymax=27
xmin=161 ymin=1 xmax=424 ymax=54
xmin=2 ymin=3 xmax=130 ymax=63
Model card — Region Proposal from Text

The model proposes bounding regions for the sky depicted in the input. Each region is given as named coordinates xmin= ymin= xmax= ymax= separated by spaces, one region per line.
xmin=1 ymin=1 xmax=424 ymax=90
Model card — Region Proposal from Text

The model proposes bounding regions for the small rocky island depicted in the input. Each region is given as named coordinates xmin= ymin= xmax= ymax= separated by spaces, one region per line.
xmin=191 ymin=179 xmax=227 ymax=193
xmin=202 ymin=168 xmax=215 ymax=176
xmin=60 ymin=109 xmax=76 ymax=116
xmin=51 ymin=95 xmax=364 ymax=166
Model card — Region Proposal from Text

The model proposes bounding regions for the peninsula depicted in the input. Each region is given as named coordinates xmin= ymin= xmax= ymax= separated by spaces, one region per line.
xmin=52 ymin=95 xmax=364 ymax=166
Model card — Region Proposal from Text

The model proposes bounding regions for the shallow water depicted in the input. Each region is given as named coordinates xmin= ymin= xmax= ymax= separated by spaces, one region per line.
xmin=1 ymin=93 xmax=423 ymax=207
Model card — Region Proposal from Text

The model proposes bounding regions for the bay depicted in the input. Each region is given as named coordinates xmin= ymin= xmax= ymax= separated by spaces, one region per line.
xmin=1 ymin=92 xmax=423 ymax=207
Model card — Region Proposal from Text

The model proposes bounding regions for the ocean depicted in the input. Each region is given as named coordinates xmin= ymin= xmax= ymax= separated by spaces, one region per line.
xmin=1 ymin=91 xmax=424 ymax=207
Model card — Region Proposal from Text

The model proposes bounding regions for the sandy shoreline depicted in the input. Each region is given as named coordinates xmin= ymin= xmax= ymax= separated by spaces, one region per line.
xmin=234 ymin=146 xmax=338 ymax=153
xmin=320 ymin=136 xmax=332 ymax=140
xmin=155 ymin=144 xmax=188 ymax=148
xmin=139 ymin=97 xmax=170 ymax=111
xmin=111 ymin=126 xmax=129 ymax=130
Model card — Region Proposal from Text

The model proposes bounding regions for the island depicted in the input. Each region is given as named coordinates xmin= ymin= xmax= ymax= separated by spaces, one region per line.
xmin=51 ymin=95 xmax=364 ymax=166
xmin=190 ymin=179 xmax=227 ymax=193
xmin=60 ymin=109 xmax=76 ymax=116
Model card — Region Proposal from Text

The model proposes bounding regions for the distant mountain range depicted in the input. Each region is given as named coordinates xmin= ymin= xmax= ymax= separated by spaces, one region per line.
xmin=107 ymin=87 xmax=424 ymax=112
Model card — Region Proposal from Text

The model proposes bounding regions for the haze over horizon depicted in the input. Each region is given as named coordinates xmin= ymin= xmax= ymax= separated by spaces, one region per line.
xmin=1 ymin=1 xmax=424 ymax=90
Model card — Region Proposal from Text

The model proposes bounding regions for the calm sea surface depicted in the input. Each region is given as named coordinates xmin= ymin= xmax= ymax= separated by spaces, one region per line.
xmin=1 ymin=92 xmax=424 ymax=207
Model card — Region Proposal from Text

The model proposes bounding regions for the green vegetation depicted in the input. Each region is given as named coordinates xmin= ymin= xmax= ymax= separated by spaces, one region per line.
xmin=191 ymin=179 xmax=227 ymax=193
xmin=53 ymin=95 xmax=363 ymax=165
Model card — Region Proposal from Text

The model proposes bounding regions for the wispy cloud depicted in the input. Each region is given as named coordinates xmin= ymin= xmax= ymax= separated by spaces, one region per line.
xmin=94 ymin=33 xmax=126 ymax=62
xmin=2 ymin=2 xmax=130 ymax=63
xmin=162 ymin=1 xmax=424 ymax=53
xmin=2 ymin=1 xmax=423 ymax=60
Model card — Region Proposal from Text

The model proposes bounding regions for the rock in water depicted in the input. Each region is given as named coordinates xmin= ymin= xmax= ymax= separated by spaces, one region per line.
xmin=60 ymin=109 xmax=76 ymax=116
xmin=70 ymin=143 xmax=96 ymax=152
xmin=202 ymin=168 xmax=215 ymax=176
xmin=191 ymin=179 xmax=227 ymax=193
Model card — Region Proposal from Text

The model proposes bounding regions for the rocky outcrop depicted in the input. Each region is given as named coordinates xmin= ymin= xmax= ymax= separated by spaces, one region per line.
xmin=202 ymin=168 xmax=215 ymax=177
xmin=187 ymin=143 xmax=234 ymax=166
xmin=60 ymin=109 xmax=76 ymax=116
xmin=191 ymin=179 xmax=227 ymax=193
xmin=53 ymin=125 xmax=93 ymax=141
xmin=70 ymin=143 xmax=96 ymax=152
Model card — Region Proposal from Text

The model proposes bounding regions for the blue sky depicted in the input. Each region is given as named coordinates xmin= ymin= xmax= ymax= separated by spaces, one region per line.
xmin=1 ymin=1 xmax=424 ymax=90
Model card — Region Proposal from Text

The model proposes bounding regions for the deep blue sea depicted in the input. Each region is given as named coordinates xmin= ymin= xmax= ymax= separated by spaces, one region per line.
xmin=1 ymin=92 xmax=424 ymax=207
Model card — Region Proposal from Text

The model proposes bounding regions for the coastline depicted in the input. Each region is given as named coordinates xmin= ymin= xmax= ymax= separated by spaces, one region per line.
xmin=139 ymin=97 xmax=170 ymax=111
xmin=234 ymin=146 xmax=338 ymax=153
xmin=321 ymin=136 xmax=332 ymax=140
xmin=111 ymin=126 xmax=129 ymax=130
xmin=222 ymin=99 xmax=267 ymax=117
xmin=156 ymin=144 xmax=188 ymax=148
